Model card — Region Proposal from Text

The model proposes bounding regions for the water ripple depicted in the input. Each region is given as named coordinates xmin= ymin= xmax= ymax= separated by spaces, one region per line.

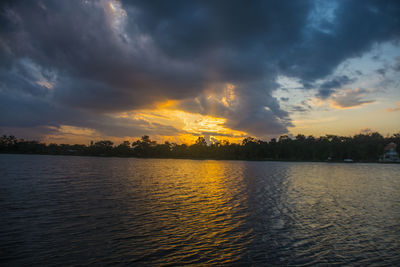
xmin=1 ymin=155 xmax=399 ymax=265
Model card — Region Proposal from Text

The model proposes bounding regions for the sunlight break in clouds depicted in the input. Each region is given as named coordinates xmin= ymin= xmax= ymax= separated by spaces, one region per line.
xmin=111 ymin=107 xmax=247 ymax=144
xmin=0 ymin=1 xmax=399 ymax=143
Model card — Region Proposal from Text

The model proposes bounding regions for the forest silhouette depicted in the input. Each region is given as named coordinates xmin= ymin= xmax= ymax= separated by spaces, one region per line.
xmin=1 ymin=132 xmax=399 ymax=162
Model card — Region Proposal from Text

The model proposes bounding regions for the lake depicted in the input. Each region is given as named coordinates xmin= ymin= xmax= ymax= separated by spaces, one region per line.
xmin=1 ymin=154 xmax=399 ymax=265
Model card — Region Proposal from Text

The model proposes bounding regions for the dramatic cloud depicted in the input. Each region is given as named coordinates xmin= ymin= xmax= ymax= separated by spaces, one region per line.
xmin=1 ymin=0 xmax=399 ymax=142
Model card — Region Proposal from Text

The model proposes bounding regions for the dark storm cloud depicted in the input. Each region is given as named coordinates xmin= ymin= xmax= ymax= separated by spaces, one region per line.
xmin=281 ymin=0 xmax=400 ymax=82
xmin=0 ymin=89 xmax=181 ymax=137
xmin=1 ymin=0 xmax=400 ymax=139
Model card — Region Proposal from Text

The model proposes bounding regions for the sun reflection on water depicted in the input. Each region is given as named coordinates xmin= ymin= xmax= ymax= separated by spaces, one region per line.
xmin=2 ymin=156 xmax=399 ymax=265
xmin=124 ymin=159 xmax=252 ymax=264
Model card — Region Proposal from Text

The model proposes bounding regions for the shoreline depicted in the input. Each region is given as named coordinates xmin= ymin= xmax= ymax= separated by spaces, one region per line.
xmin=2 ymin=152 xmax=399 ymax=164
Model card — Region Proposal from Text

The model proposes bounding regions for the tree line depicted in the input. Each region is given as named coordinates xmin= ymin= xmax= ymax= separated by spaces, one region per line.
xmin=1 ymin=132 xmax=399 ymax=162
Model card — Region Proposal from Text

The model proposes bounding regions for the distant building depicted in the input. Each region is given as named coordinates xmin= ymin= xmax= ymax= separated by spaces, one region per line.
xmin=379 ymin=142 xmax=400 ymax=163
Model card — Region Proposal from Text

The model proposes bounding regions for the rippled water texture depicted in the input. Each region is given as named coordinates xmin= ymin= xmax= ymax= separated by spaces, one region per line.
xmin=1 ymin=155 xmax=399 ymax=265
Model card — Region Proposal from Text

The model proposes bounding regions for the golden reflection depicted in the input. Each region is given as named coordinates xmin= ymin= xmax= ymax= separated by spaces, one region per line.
xmin=129 ymin=160 xmax=250 ymax=262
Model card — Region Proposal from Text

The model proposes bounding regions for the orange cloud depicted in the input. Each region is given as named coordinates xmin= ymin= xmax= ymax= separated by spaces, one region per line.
xmin=156 ymin=99 xmax=179 ymax=109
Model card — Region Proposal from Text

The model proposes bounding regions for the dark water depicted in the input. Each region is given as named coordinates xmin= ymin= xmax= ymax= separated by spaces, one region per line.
xmin=1 ymin=155 xmax=399 ymax=266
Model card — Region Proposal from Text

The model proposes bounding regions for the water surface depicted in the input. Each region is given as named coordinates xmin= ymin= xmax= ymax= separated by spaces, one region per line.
xmin=1 ymin=155 xmax=399 ymax=265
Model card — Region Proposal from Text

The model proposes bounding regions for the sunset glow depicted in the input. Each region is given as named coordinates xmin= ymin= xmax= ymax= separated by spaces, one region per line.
xmin=0 ymin=0 xmax=399 ymax=144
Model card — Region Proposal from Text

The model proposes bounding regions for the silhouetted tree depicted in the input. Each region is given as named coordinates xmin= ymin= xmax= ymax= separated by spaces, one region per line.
xmin=1 ymin=132 xmax=399 ymax=162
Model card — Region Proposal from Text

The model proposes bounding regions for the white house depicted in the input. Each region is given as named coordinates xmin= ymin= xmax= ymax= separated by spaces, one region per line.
xmin=379 ymin=142 xmax=400 ymax=163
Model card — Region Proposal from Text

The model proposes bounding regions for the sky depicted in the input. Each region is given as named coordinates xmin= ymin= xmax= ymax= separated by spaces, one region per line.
xmin=0 ymin=0 xmax=399 ymax=144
